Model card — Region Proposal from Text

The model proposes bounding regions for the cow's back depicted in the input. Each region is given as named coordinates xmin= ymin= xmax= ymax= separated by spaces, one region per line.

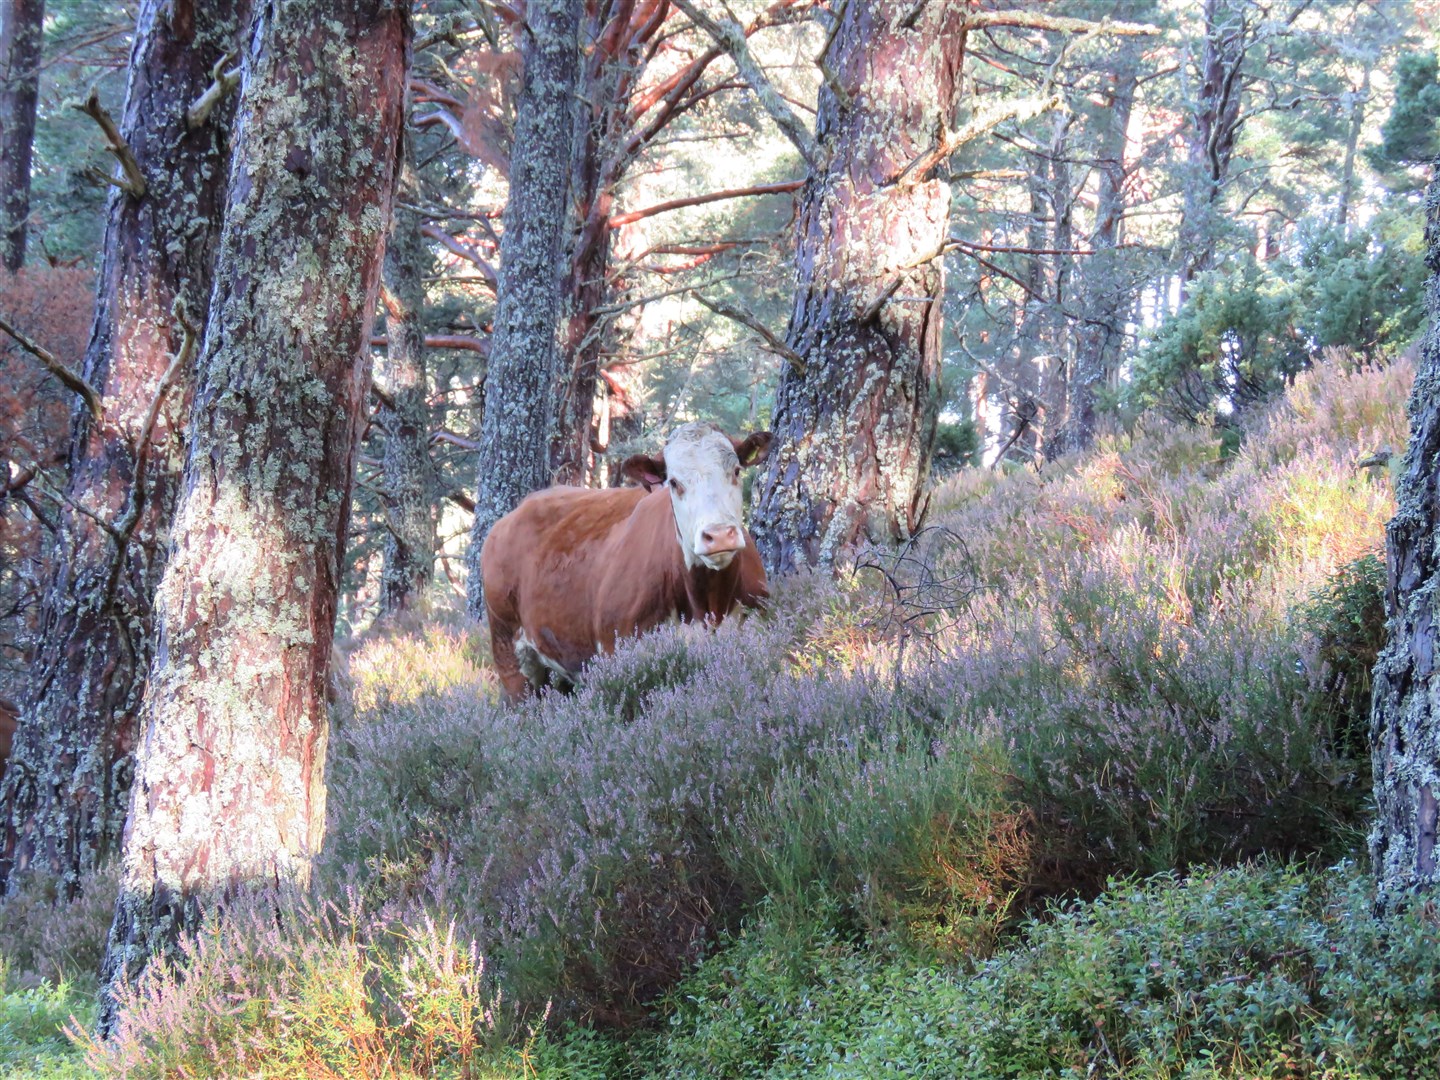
xmin=481 ymin=486 xmax=655 ymax=691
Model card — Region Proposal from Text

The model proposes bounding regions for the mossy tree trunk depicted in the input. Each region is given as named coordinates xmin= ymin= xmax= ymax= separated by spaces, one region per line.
xmin=1371 ymin=174 xmax=1440 ymax=912
xmin=98 ymin=0 xmax=408 ymax=1030
xmin=378 ymin=157 xmax=436 ymax=619
xmin=0 ymin=0 xmax=43 ymax=271
xmin=751 ymin=0 xmax=964 ymax=574
xmin=0 ymin=0 xmax=245 ymax=895
xmin=465 ymin=0 xmax=580 ymax=616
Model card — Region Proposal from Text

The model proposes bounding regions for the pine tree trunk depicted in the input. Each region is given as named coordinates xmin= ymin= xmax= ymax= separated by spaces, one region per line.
xmin=1054 ymin=56 xmax=1137 ymax=456
xmin=465 ymin=0 xmax=580 ymax=616
xmin=1371 ymin=174 xmax=1440 ymax=913
xmin=378 ymin=165 xmax=436 ymax=619
xmin=551 ymin=2 xmax=624 ymax=488
xmin=1178 ymin=0 xmax=1246 ymax=293
xmin=98 ymin=0 xmax=407 ymax=1030
xmin=752 ymin=0 xmax=963 ymax=574
xmin=0 ymin=0 xmax=245 ymax=895
xmin=0 ymin=0 xmax=44 ymax=271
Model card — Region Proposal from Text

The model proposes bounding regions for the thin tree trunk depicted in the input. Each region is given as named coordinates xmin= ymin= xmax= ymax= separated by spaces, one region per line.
xmin=551 ymin=1 xmax=630 ymax=487
xmin=1335 ymin=66 xmax=1369 ymax=235
xmin=1371 ymin=173 xmax=1440 ymax=913
xmin=465 ymin=0 xmax=580 ymax=616
xmin=1053 ymin=52 xmax=1138 ymax=457
xmin=0 ymin=0 xmax=245 ymax=896
xmin=751 ymin=1 xmax=964 ymax=574
xmin=1178 ymin=0 xmax=1246 ymax=294
xmin=0 ymin=0 xmax=44 ymax=270
xmin=378 ymin=161 xmax=436 ymax=619
xmin=98 ymin=0 xmax=407 ymax=1031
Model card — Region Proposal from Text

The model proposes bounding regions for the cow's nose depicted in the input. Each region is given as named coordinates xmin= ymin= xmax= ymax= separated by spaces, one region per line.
xmin=698 ymin=524 xmax=742 ymax=554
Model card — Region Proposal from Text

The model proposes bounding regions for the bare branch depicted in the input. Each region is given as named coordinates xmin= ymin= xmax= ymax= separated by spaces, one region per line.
xmin=0 ymin=312 xmax=104 ymax=423
xmin=609 ymin=178 xmax=804 ymax=227
xmin=371 ymin=333 xmax=489 ymax=354
xmin=431 ymin=430 xmax=481 ymax=451
xmin=898 ymin=93 xmax=1061 ymax=186
xmin=72 ymin=89 xmax=146 ymax=197
xmin=967 ymin=11 xmax=1160 ymax=36
xmin=186 ymin=51 xmax=241 ymax=129
xmin=689 ymin=290 xmax=802 ymax=367
xmin=420 ymin=224 xmax=498 ymax=290
xmin=670 ymin=0 xmax=819 ymax=168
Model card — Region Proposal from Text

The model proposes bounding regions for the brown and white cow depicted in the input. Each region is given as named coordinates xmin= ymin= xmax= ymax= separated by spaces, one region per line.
xmin=480 ymin=422 xmax=773 ymax=701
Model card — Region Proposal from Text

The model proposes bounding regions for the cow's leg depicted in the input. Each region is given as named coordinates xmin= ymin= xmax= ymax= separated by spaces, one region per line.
xmin=487 ymin=614 xmax=534 ymax=702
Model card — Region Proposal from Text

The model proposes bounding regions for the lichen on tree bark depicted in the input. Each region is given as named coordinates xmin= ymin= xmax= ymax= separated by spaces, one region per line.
xmin=378 ymin=156 xmax=437 ymax=619
xmin=1371 ymin=172 xmax=1440 ymax=912
xmin=465 ymin=0 xmax=581 ymax=616
xmin=0 ymin=0 xmax=246 ymax=897
xmin=97 ymin=0 xmax=408 ymax=1031
xmin=751 ymin=0 xmax=965 ymax=575
xmin=0 ymin=0 xmax=44 ymax=271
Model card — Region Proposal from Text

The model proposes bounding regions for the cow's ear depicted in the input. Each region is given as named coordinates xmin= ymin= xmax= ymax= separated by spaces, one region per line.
xmin=733 ymin=431 xmax=773 ymax=467
xmin=622 ymin=453 xmax=667 ymax=491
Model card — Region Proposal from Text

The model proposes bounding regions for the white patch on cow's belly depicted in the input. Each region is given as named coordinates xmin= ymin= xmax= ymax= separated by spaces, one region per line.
xmin=514 ymin=628 xmax=575 ymax=691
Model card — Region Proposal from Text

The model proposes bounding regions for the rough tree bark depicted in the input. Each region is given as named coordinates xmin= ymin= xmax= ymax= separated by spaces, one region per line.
xmin=1371 ymin=173 xmax=1440 ymax=913
xmin=378 ymin=160 xmax=436 ymax=618
xmin=1053 ymin=40 xmax=1139 ymax=456
xmin=465 ymin=0 xmax=580 ymax=617
xmin=0 ymin=0 xmax=44 ymax=270
xmin=98 ymin=0 xmax=408 ymax=1029
xmin=0 ymin=0 xmax=245 ymax=895
xmin=550 ymin=0 xmax=641 ymax=487
xmin=752 ymin=0 xmax=965 ymax=574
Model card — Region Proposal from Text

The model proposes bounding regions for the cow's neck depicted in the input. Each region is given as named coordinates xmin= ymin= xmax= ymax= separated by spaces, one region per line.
xmin=679 ymin=557 xmax=741 ymax=623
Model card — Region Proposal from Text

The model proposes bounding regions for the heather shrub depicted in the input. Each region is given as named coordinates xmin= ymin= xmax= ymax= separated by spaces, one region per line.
xmin=325 ymin=612 xmax=963 ymax=1016
xmin=726 ymin=721 xmax=1026 ymax=955
xmin=635 ymin=862 xmax=1440 ymax=1080
xmin=0 ymin=863 xmax=118 ymax=990
xmin=79 ymin=891 xmax=519 ymax=1080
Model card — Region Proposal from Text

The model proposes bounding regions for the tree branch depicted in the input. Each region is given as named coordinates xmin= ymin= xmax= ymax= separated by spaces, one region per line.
xmin=689 ymin=289 xmax=802 ymax=367
xmin=669 ymin=0 xmax=819 ymax=168
xmin=186 ymin=51 xmax=241 ymax=129
xmin=898 ymin=93 xmax=1061 ymax=186
xmin=371 ymin=333 xmax=489 ymax=354
xmin=72 ymin=89 xmax=146 ymax=197
xmin=609 ymin=178 xmax=805 ymax=227
xmin=420 ymin=224 xmax=498 ymax=290
xmin=0 ymin=312 xmax=104 ymax=423
xmin=966 ymin=11 xmax=1160 ymax=35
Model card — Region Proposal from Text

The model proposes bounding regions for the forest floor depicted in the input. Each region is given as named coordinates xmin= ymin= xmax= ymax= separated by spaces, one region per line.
xmin=4 ymin=356 xmax=1439 ymax=1078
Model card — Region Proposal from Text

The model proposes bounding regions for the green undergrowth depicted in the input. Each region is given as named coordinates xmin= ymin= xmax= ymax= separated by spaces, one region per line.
xmin=0 ymin=961 xmax=92 ymax=1079
xmin=537 ymin=861 xmax=1440 ymax=1080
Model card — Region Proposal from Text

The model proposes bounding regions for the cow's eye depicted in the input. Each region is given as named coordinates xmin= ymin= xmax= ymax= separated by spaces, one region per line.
xmin=671 ymin=479 xmax=686 ymax=497
xmin=732 ymin=466 xmax=741 ymax=482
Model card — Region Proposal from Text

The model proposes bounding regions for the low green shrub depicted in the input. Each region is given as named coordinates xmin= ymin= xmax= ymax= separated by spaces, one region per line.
xmin=0 ymin=960 xmax=93 ymax=1079
xmin=631 ymin=863 xmax=1440 ymax=1080
xmin=1297 ymin=550 xmax=1388 ymax=759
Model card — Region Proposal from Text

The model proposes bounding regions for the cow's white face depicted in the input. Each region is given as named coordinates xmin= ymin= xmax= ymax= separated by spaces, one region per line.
xmin=623 ymin=422 xmax=772 ymax=571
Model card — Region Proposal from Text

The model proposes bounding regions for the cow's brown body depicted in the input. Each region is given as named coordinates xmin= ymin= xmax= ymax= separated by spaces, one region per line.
xmin=481 ymin=483 xmax=768 ymax=701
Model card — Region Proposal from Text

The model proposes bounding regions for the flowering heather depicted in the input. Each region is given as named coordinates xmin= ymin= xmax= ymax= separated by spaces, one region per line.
xmin=67 ymin=356 xmax=1412 ymax=1065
